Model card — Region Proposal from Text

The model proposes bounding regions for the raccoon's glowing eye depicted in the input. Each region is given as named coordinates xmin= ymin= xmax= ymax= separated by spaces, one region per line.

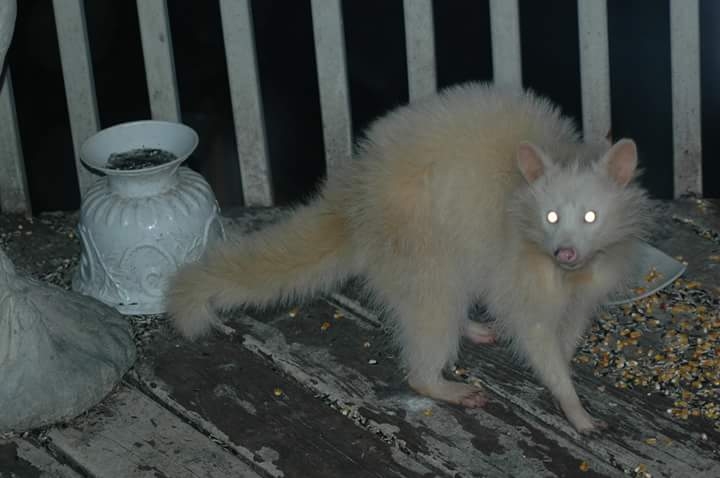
xmin=584 ymin=210 xmax=597 ymax=223
xmin=546 ymin=211 xmax=559 ymax=224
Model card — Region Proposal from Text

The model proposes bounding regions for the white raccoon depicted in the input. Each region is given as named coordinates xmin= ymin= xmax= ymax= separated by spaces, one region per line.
xmin=165 ymin=82 xmax=653 ymax=433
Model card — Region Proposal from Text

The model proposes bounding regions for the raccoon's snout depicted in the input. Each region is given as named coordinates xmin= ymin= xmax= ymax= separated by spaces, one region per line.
xmin=554 ymin=247 xmax=578 ymax=264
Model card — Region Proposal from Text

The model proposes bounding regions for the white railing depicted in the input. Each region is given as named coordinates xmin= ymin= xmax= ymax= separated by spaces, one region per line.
xmin=0 ymin=0 xmax=704 ymax=216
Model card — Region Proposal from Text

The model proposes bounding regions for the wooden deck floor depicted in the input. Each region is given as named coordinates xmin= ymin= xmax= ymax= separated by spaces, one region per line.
xmin=1 ymin=199 xmax=719 ymax=478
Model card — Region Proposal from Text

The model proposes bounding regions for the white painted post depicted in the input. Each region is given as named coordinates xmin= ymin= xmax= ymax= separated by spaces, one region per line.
xmin=577 ymin=0 xmax=611 ymax=142
xmin=670 ymin=0 xmax=702 ymax=197
xmin=403 ymin=0 xmax=436 ymax=101
xmin=0 ymin=72 xmax=30 ymax=215
xmin=0 ymin=0 xmax=27 ymax=215
xmin=219 ymin=0 xmax=273 ymax=206
xmin=489 ymin=0 xmax=522 ymax=91
xmin=52 ymin=0 xmax=100 ymax=197
xmin=136 ymin=0 xmax=181 ymax=122
xmin=310 ymin=0 xmax=353 ymax=170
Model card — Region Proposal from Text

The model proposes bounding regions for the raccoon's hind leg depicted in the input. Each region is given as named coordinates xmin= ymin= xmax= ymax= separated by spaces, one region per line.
xmin=369 ymin=262 xmax=487 ymax=408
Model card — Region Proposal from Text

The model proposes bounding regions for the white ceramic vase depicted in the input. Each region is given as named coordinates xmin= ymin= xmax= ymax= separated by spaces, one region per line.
xmin=73 ymin=120 xmax=225 ymax=315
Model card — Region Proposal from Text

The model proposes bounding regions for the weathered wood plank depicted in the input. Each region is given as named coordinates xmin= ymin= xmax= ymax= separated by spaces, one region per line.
xmin=489 ymin=0 xmax=522 ymax=91
xmin=310 ymin=0 xmax=353 ymax=170
xmin=664 ymin=198 xmax=720 ymax=241
xmin=133 ymin=325 xmax=431 ymax=478
xmin=0 ymin=71 xmax=31 ymax=215
xmin=670 ymin=0 xmax=702 ymax=198
xmin=212 ymin=204 xmax=720 ymax=477
xmin=0 ymin=439 xmax=82 ymax=477
xmin=329 ymin=293 xmax=720 ymax=478
xmin=403 ymin=0 xmax=436 ymax=101
xmin=51 ymin=0 xmax=100 ymax=197
xmin=219 ymin=0 xmax=274 ymax=207
xmin=650 ymin=201 xmax=720 ymax=293
xmin=136 ymin=0 xmax=181 ymax=122
xmin=577 ymin=0 xmax=611 ymax=142
xmin=216 ymin=302 xmax=622 ymax=477
xmin=45 ymin=385 xmax=261 ymax=478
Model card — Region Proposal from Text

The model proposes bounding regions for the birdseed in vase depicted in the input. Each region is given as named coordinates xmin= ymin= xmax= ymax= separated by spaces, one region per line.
xmin=107 ymin=148 xmax=178 ymax=170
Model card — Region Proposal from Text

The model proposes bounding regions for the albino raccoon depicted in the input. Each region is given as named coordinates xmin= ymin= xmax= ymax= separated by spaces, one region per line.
xmin=166 ymin=82 xmax=652 ymax=433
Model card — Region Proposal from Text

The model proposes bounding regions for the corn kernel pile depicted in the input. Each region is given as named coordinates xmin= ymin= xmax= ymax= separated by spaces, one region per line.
xmin=575 ymin=274 xmax=720 ymax=430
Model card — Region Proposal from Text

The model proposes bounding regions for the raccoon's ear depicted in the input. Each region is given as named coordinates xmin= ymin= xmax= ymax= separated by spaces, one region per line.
xmin=516 ymin=142 xmax=549 ymax=183
xmin=600 ymin=138 xmax=638 ymax=186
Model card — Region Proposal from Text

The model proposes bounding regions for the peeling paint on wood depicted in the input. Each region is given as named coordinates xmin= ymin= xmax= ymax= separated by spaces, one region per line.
xmin=45 ymin=385 xmax=261 ymax=478
xmin=5 ymin=439 xmax=83 ymax=477
xmin=230 ymin=302 xmax=624 ymax=477
xmin=134 ymin=329 xmax=430 ymax=477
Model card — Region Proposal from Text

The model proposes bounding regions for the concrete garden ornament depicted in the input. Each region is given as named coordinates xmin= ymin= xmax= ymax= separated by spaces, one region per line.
xmin=73 ymin=120 xmax=224 ymax=314
xmin=0 ymin=0 xmax=135 ymax=433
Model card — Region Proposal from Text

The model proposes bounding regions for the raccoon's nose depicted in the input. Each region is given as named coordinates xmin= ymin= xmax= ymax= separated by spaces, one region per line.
xmin=554 ymin=247 xmax=577 ymax=263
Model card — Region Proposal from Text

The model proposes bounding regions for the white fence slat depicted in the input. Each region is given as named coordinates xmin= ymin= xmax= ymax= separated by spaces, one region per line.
xmin=0 ymin=72 xmax=30 ymax=215
xmin=310 ymin=0 xmax=353 ymax=170
xmin=52 ymin=0 xmax=100 ymax=198
xmin=670 ymin=0 xmax=702 ymax=197
xmin=136 ymin=0 xmax=181 ymax=122
xmin=403 ymin=0 xmax=436 ymax=101
xmin=489 ymin=0 xmax=522 ymax=91
xmin=577 ymin=0 xmax=611 ymax=142
xmin=219 ymin=0 xmax=273 ymax=206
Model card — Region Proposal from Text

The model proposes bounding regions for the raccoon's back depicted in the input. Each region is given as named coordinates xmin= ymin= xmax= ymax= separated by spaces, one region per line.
xmin=335 ymin=83 xmax=581 ymax=247
xmin=358 ymin=83 xmax=578 ymax=170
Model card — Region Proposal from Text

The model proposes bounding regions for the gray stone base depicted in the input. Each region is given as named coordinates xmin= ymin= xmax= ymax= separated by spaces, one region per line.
xmin=0 ymin=250 xmax=136 ymax=433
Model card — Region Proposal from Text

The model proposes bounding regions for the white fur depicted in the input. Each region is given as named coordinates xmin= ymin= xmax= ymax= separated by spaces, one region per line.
xmin=166 ymin=82 xmax=653 ymax=433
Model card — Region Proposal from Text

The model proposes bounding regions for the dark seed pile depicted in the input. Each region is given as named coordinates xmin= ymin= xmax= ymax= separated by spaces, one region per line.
xmin=107 ymin=148 xmax=177 ymax=170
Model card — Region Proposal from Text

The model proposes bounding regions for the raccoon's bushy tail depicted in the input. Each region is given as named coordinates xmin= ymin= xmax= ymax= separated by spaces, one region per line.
xmin=166 ymin=200 xmax=355 ymax=339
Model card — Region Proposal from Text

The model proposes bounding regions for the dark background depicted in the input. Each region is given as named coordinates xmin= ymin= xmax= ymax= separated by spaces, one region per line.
xmin=7 ymin=0 xmax=720 ymax=213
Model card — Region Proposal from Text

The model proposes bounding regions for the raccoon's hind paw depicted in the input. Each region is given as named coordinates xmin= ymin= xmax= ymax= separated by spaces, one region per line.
xmin=410 ymin=378 xmax=488 ymax=408
xmin=464 ymin=321 xmax=497 ymax=344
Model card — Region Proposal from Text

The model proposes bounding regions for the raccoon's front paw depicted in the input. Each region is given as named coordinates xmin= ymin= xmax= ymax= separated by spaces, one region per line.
xmin=568 ymin=409 xmax=608 ymax=435
xmin=215 ymin=323 xmax=237 ymax=336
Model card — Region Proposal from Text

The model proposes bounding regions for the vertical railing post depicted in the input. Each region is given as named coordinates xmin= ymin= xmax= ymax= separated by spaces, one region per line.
xmin=136 ymin=0 xmax=181 ymax=122
xmin=219 ymin=0 xmax=274 ymax=206
xmin=577 ymin=0 xmax=612 ymax=143
xmin=311 ymin=0 xmax=353 ymax=171
xmin=403 ymin=0 xmax=436 ymax=101
xmin=489 ymin=0 xmax=522 ymax=91
xmin=52 ymin=0 xmax=101 ymax=197
xmin=670 ymin=0 xmax=702 ymax=197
